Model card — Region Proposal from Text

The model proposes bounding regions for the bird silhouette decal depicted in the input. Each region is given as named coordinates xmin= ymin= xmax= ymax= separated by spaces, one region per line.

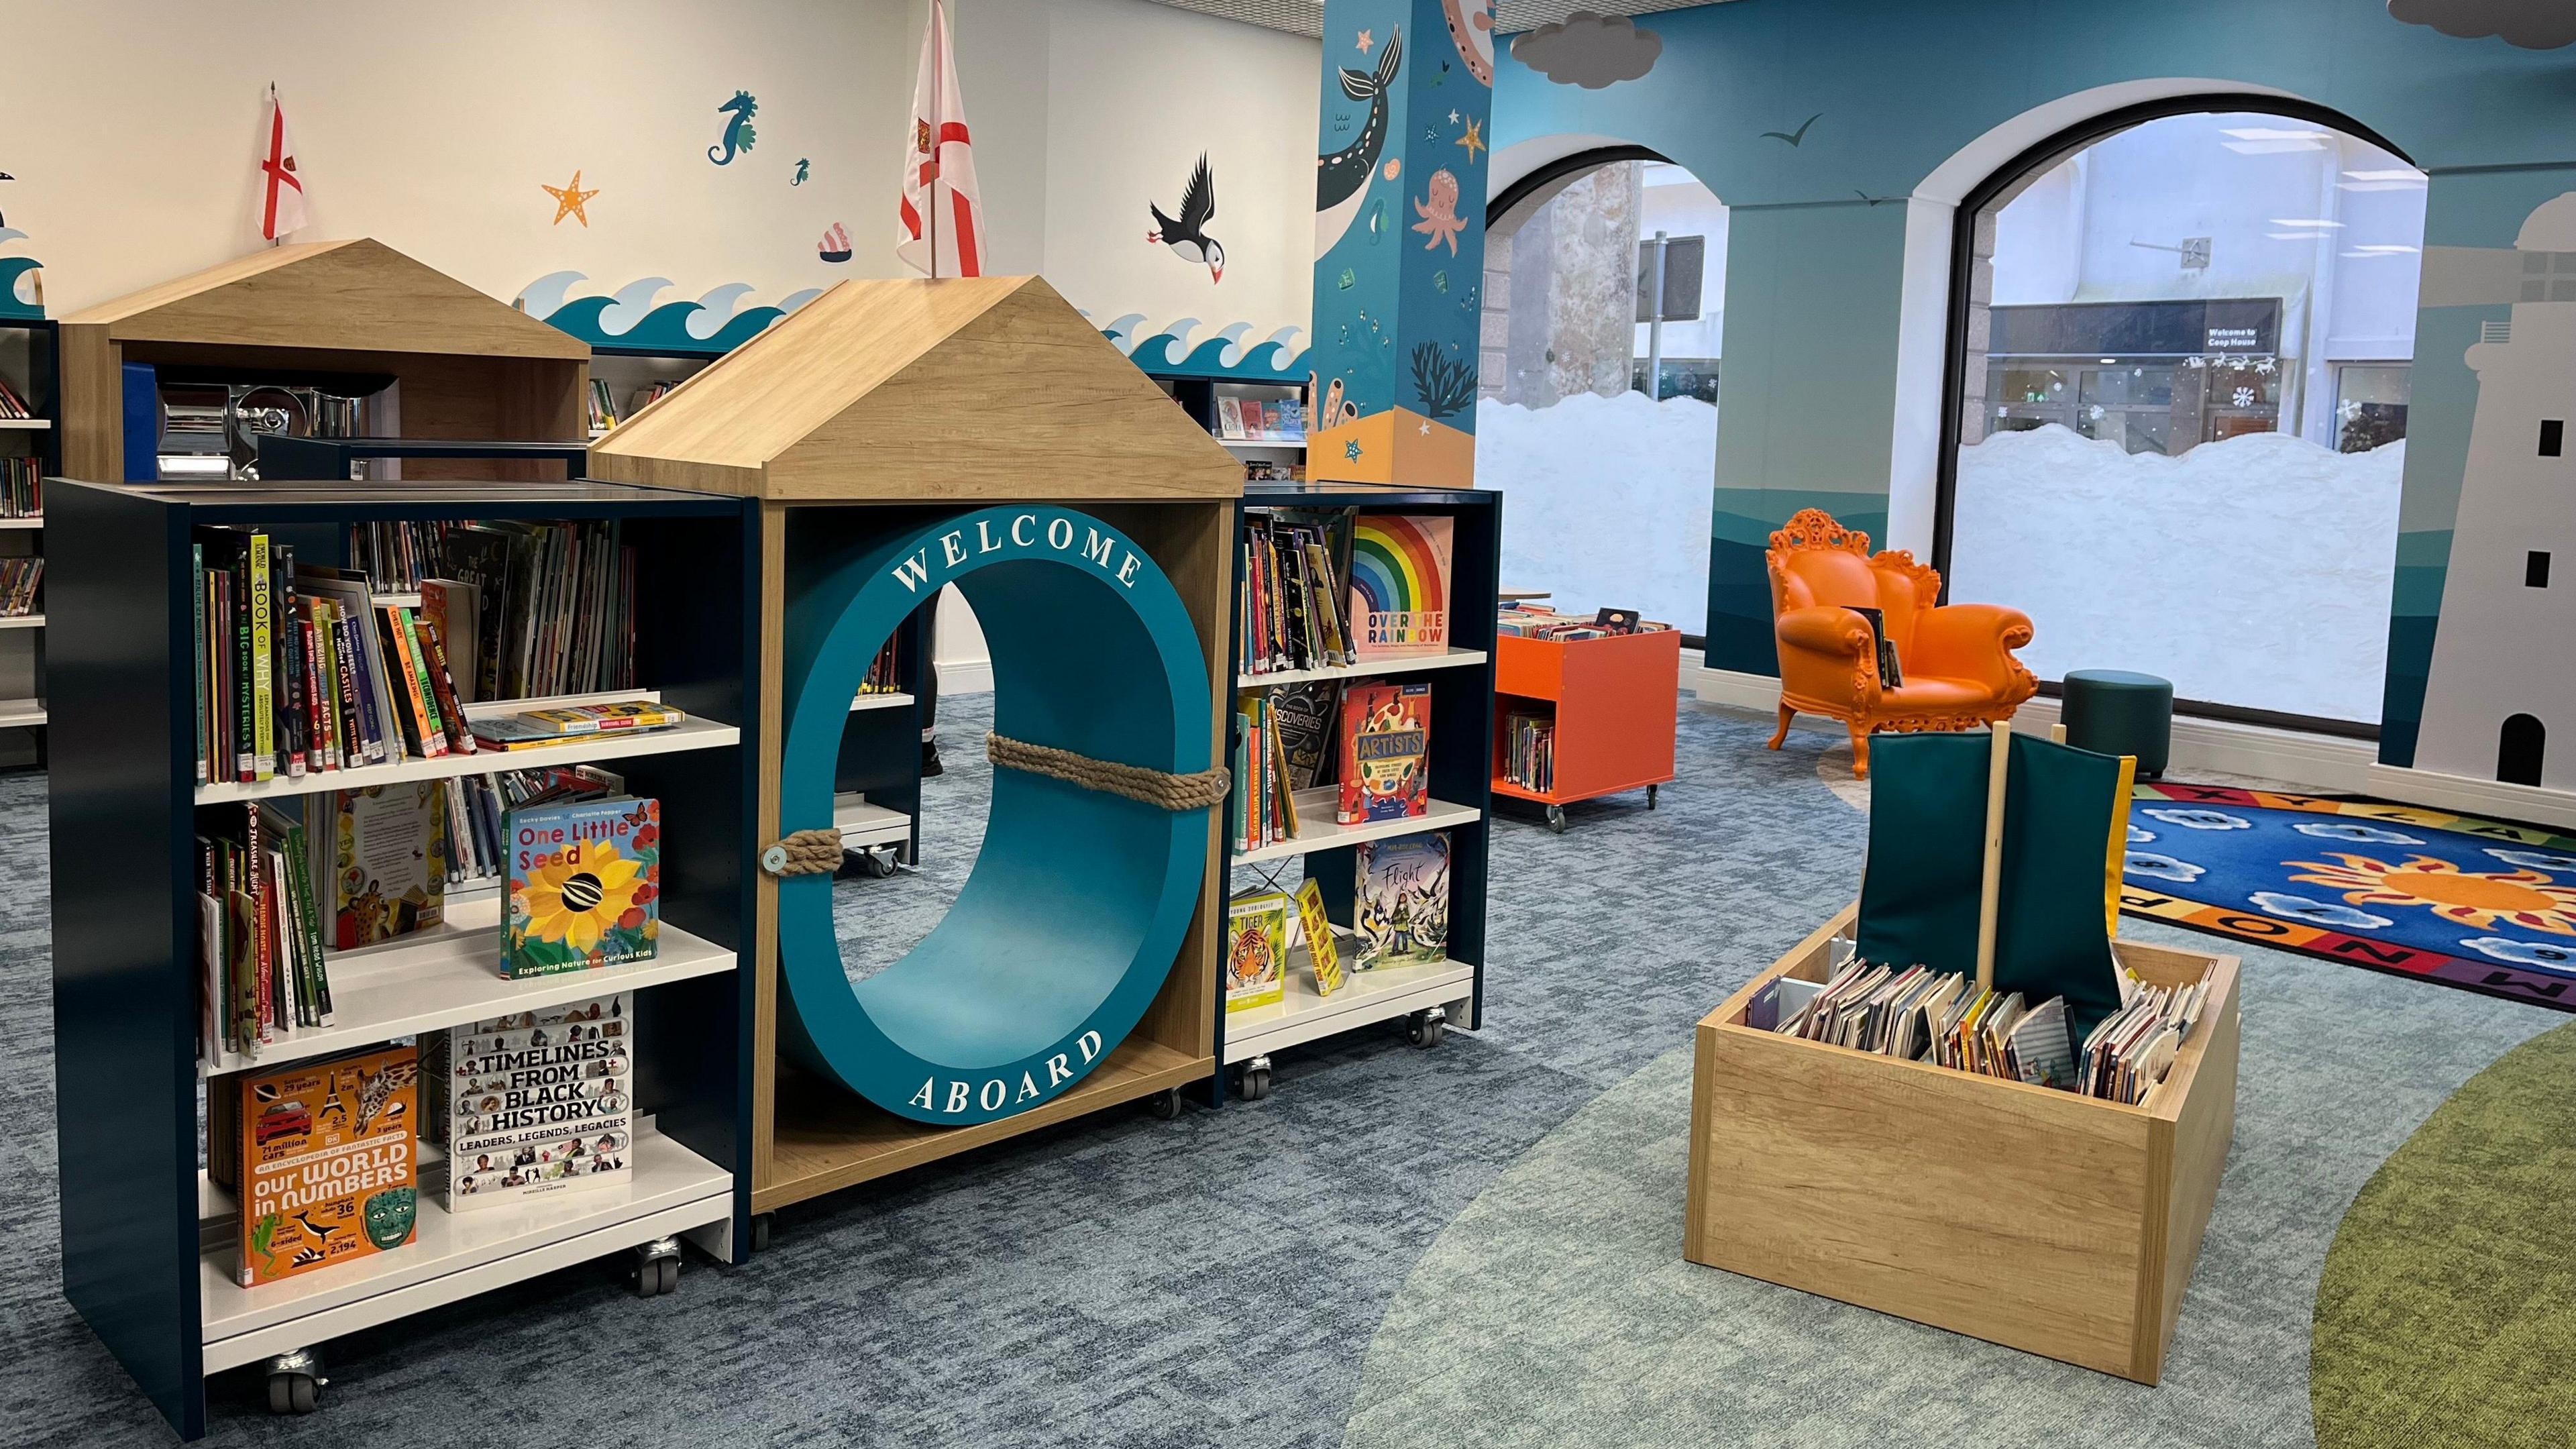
xmin=1762 ymin=113 xmax=1823 ymax=146
xmin=1150 ymin=154 xmax=1224 ymax=283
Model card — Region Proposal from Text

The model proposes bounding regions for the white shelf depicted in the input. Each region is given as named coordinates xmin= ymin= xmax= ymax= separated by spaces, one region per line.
xmin=199 ymin=891 xmax=737 ymax=1077
xmin=1215 ymin=436 xmax=1305 ymax=451
xmin=1225 ymin=949 xmax=1473 ymax=1063
xmin=374 ymin=592 xmax=422 ymax=609
xmin=833 ymin=794 xmax=912 ymax=850
xmin=0 ymin=698 xmax=44 ymax=728
xmin=1233 ymin=788 xmax=1481 ymax=865
xmin=197 ymin=1130 xmax=731 ymax=1373
xmin=0 ymin=517 xmax=41 ymax=530
xmin=1238 ymin=647 xmax=1488 ymax=690
xmin=193 ymin=694 xmax=740 ymax=805
xmin=0 ymin=418 xmax=49 ymax=430
xmin=0 ymin=614 xmax=41 ymax=630
xmin=849 ymin=690 xmax=914 ymax=713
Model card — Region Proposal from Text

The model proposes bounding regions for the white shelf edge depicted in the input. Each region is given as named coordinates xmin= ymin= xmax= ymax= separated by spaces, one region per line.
xmin=374 ymin=592 xmax=423 ymax=608
xmin=199 ymin=892 xmax=737 ymax=1078
xmin=0 ymin=418 xmax=50 ymax=430
xmin=198 ymin=1132 xmax=731 ymax=1371
xmin=0 ymin=614 xmax=42 ymax=630
xmin=0 ymin=517 xmax=42 ymax=529
xmin=849 ymin=691 xmax=914 ymax=712
xmin=1233 ymin=790 xmax=1481 ymax=865
xmin=0 ymin=698 xmax=44 ymax=728
xmin=1225 ymin=953 xmax=1473 ymax=1061
xmin=1214 ymin=436 xmax=1305 ymax=451
xmin=833 ymin=794 xmax=912 ymax=849
xmin=1238 ymin=647 xmax=1489 ymax=690
xmin=193 ymin=714 xmax=738 ymax=805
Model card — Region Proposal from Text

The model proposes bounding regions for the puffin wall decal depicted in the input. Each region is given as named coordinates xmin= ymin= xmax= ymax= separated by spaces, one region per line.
xmin=1315 ymin=26 xmax=1403 ymax=260
xmin=1149 ymin=154 xmax=1224 ymax=282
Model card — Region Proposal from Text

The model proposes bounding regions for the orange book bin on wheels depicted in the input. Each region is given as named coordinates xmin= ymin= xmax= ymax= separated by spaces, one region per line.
xmin=1491 ymin=627 xmax=1679 ymax=832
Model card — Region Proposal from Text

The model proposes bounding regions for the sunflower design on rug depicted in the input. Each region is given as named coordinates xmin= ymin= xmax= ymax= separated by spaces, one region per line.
xmin=506 ymin=799 xmax=662 ymax=977
xmin=2286 ymin=853 xmax=2576 ymax=936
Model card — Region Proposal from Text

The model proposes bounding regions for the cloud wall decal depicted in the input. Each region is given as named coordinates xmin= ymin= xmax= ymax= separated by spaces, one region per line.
xmin=1509 ymin=11 xmax=1662 ymax=89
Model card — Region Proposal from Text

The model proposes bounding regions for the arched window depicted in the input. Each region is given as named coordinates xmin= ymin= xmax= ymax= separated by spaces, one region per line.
xmin=1479 ymin=146 xmax=1725 ymax=639
xmin=1936 ymin=99 xmax=2420 ymax=734
xmin=2500 ymin=713 xmax=2546 ymax=786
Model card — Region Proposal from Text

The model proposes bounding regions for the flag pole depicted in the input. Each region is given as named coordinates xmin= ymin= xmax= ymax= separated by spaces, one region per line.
xmin=928 ymin=0 xmax=942 ymax=280
xmin=268 ymin=81 xmax=280 ymax=248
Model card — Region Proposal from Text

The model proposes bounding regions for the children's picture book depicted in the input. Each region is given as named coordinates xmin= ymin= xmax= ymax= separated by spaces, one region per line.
xmin=429 ymin=993 xmax=635 ymax=1211
xmin=1225 ymin=890 xmax=1291 ymax=1012
xmin=211 ymin=1043 xmax=419 ymax=1288
xmin=327 ymin=783 xmax=447 ymax=950
xmin=472 ymin=698 xmax=685 ymax=751
xmin=1355 ymin=831 xmax=1450 ymax=969
xmin=1270 ymin=680 xmax=1338 ymax=791
xmin=1337 ymin=680 xmax=1431 ymax=825
xmin=504 ymin=796 xmax=661 ymax=977
xmin=1295 ymin=878 xmax=1345 ymax=998
xmin=1348 ymin=515 xmax=1454 ymax=658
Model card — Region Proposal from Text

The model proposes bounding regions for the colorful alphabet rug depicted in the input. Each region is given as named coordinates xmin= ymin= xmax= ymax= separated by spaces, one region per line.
xmin=2121 ymin=783 xmax=2576 ymax=1012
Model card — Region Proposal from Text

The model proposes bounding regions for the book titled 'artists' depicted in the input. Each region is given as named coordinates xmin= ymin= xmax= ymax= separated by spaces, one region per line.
xmin=503 ymin=796 xmax=661 ymax=977
xmin=1337 ymin=680 xmax=1430 ymax=824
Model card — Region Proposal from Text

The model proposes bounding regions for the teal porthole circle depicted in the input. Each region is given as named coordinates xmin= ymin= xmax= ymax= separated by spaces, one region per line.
xmin=775 ymin=505 xmax=1214 ymax=1125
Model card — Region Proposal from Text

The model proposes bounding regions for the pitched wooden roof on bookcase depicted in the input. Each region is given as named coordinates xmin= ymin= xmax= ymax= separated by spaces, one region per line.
xmin=588 ymin=274 xmax=1240 ymax=501
xmin=61 ymin=237 xmax=588 ymax=358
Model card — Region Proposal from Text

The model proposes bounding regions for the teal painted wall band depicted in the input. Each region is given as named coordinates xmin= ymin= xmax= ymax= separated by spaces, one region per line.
xmin=775 ymin=506 xmax=1214 ymax=1125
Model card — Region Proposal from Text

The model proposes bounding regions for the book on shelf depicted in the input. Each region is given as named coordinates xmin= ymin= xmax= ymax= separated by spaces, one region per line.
xmin=207 ymin=1043 xmax=419 ymax=1288
xmin=1355 ymin=831 xmax=1450 ymax=970
xmin=1493 ymin=602 xmax=1675 ymax=640
xmin=586 ymin=377 xmax=619 ymax=433
xmin=471 ymin=698 xmax=686 ymax=751
xmin=0 ymin=556 xmax=39 ymax=616
xmin=1336 ymin=680 xmax=1430 ymax=825
xmin=1844 ymin=606 xmax=1903 ymax=688
xmin=1594 ymin=607 xmax=1642 ymax=636
xmin=0 ymin=374 xmax=30 ymax=419
xmin=198 ymin=800 xmax=336 ymax=1060
xmin=1276 ymin=398 xmax=1306 ymax=441
xmin=855 ymin=632 xmax=904 ymax=696
xmin=1295 ymin=878 xmax=1345 ymax=998
xmin=1503 ymin=709 xmax=1555 ymax=794
xmin=418 ymin=578 xmax=482 ymax=706
xmin=503 ymin=794 xmax=660 ymax=978
xmin=1230 ymin=690 xmax=1302 ymax=851
xmin=440 ymin=764 xmax=622 ymax=887
xmin=350 ymin=517 xmax=641 ymax=699
xmin=427 ymin=993 xmax=634 ymax=1212
xmin=1224 ymin=890 xmax=1289 ymax=1012
xmin=0 ymin=455 xmax=39 ymax=517
xmin=1216 ymin=397 xmax=1247 ymax=440
xmin=325 ymin=782 xmax=448 ymax=951
xmin=1349 ymin=515 xmax=1453 ymax=659
xmin=1269 ymin=680 xmax=1336 ymax=790
xmin=1238 ymin=512 xmax=1354 ymax=676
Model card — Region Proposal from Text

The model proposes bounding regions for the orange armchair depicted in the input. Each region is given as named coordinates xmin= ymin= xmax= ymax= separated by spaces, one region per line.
xmin=1765 ymin=508 xmax=2035 ymax=777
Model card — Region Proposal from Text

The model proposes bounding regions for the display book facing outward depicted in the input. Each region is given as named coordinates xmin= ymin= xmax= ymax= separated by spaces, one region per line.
xmin=1219 ymin=484 xmax=1496 ymax=1100
xmin=1686 ymin=724 xmax=2241 ymax=1384
xmin=50 ymin=477 xmax=755 ymax=1440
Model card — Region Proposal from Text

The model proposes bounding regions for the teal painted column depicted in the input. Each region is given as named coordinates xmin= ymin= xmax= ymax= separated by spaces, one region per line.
xmin=1705 ymin=199 xmax=1911 ymax=675
xmin=1309 ymin=0 xmax=1493 ymax=486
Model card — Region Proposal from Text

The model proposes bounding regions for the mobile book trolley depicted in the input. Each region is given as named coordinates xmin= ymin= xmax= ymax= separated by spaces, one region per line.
xmin=1218 ymin=482 xmax=1497 ymax=1102
xmin=1491 ymin=624 xmax=1679 ymax=833
xmin=589 ymin=274 xmax=1236 ymax=1226
xmin=49 ymin=476 xmax=757 ymax=1440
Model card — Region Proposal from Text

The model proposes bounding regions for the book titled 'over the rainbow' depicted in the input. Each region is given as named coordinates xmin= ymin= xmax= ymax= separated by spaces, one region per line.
xmin=502 ymin=796 xmax=660 ymax=978
xmin=1348 ymin=515 xmax=1453 ymax=659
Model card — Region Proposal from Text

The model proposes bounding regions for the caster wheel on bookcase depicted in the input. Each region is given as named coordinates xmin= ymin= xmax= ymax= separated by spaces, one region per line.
xmin=751 ymin=1213 xmax=775 ymax=1254
xmin=633 ymin=1236 xmax=682 ymax=1297
xmin=854 ymin=847 xmax=897 ymax=878
xmin=1545 ymin=804 xmax=1568 ymax=835
xmin=1236 ymin=1059 xmax=1273 ymax=1102
xmin=1408 ymin=1007 xmax=1446 ymax=1049
xmin=263 ymin=1349 xmax=323 ymax=1415
xmin=1145 ymin=1086 xmax=1185 ymax=1121
xmin=1648 ymin=784 xmax=1658 ymax=810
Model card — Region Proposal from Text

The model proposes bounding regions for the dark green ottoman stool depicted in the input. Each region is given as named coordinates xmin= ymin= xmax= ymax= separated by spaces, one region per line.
xmin=2061 ymin=669 xmax=2173 ymax=779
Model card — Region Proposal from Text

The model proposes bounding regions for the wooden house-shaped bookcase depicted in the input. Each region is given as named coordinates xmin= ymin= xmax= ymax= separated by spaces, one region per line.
xmin=60 ymin=238 xmax=590 ymax=483
xmin=592 ymin=274 xmax=1240 ymax=1216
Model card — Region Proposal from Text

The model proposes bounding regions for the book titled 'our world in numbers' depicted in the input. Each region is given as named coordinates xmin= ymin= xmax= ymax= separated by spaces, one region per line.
xmin=503 ymin=796 xmax=660 ymax=978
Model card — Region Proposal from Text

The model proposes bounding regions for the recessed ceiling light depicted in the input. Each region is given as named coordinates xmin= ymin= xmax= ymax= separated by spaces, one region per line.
xmin=2100 ymin=358 xmax=2118 ymax=364
xmin=2269 ymin=218 xmax=2345 ymax=228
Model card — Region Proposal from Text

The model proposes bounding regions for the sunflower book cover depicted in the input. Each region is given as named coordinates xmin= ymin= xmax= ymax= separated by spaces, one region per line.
xmin=210 ymin=1043 xmax=419 ymax=1288
xmin=504 ymin=796 xmax=660 ymax=977
xmin=1336 ymin=680 xmax=1431 ymax=825
xmin=1225 ymin=890 xmax=1290 ymax=1013
xmin=427 ymin=993 xmax=635 ymax=1211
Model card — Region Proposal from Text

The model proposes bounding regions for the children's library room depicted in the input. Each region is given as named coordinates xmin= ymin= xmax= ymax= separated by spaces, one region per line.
xmin=7 ymin=1 xmax=2575 ymax=1445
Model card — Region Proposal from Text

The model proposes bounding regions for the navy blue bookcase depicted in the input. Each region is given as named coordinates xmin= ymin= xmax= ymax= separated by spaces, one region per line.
xmin=1214 ymin=482 xmax=1499 ymax=1105
xmin=48 ymin=477 xmax=759 ymax=1438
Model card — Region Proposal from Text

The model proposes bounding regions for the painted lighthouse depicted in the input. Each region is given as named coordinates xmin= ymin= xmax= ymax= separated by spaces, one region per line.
xmin=2416 ymin=193 xmax=2576 ymax=790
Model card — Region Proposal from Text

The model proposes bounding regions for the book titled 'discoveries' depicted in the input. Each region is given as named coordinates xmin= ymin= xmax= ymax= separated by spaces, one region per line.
xmin=504 ymin=796 xmax=660 ymax=977
xmin=217 ymin=1044 xmax=420 ymax=1287
xmin=432 ymin=993 xmax=635 ymax=1211
xmin=1337 ymin=680 xmax=1430 ymax=825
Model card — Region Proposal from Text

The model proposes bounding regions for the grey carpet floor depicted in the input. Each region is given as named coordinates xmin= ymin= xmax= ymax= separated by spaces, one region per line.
xmin=0 ymin=696 xmax=2553 ymax=1446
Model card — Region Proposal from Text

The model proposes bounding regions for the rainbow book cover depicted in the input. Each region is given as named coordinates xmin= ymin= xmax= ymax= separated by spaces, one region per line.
xmin=503 ymin=796 xmax=660 ymax=978
xmin=1349 ymin=515 xmax=1453 ymax=658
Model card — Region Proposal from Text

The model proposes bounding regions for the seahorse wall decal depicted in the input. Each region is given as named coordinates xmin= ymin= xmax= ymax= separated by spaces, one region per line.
xmin=709 ymin=91 xmax=759 ymax=166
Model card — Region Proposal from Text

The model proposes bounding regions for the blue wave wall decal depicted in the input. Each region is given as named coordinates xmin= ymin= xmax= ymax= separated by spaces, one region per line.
xmin=1092 ymin=315 xmax=1311 ymax=382
xmin=517 ymin=273 xmax=819 ymax=357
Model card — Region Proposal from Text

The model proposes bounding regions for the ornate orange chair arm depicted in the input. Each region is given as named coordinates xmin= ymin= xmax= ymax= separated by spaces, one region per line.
xmin=1776 ymin=604 xmax=1873 ymax=657
xmin=1909 ymin=602 xmax=2039 ymax=704
xmin=1774 ymin=605 xmax=1878 ymax=708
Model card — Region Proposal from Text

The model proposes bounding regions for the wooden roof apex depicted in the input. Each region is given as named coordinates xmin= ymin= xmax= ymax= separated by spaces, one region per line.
xmin=588 ymin=274 xmax=1242 ymax=501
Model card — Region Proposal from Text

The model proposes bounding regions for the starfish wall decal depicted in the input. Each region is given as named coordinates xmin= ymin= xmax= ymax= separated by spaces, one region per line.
xmin=542 ymin=169 xmax=600 ymax=227
xmin=1356 ymin=28 xmax=1375 ymax=53
xmin=1456 ymin=117 xmax=1485 ymax=164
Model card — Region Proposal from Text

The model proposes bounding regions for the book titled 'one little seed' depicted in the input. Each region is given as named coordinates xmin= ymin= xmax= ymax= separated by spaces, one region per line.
xmin=503 ymin=796 xmax=660 ymax=978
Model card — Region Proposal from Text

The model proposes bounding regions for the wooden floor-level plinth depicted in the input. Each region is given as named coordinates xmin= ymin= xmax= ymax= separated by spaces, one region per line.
xmin=1686 ymin=905 xmax=2240 ymax=1385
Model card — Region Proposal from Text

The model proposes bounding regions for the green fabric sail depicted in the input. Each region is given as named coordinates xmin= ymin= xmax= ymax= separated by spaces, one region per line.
xmin=1854 ymin=731 xmax=1992 ymax=979
xmin=1991 ymin=733 xmax=2127 ymax=1035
